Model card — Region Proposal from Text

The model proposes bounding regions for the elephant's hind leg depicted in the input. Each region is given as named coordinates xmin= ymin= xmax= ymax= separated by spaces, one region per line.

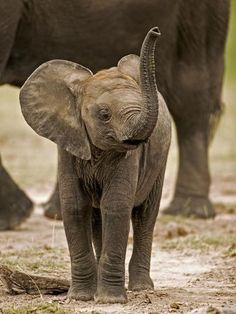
xmin=0 ymin=157 xmax=33 ymax=230
xmin=128 ymin=172 xmax=164 ymax=291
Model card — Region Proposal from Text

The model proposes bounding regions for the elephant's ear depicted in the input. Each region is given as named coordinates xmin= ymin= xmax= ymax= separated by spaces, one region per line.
xmin=117 ymin=54 xmax=140 ymax=85
xmin=20 ymin=59 xmax=92 ymax=160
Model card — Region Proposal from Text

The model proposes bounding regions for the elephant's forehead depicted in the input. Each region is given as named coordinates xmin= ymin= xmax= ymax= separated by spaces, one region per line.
xmin=83 ymin=86 xmax=142 ymax=111
xmin=84 ymin=68 xmax=139 ymax=98
xmin=97 ymin=88 xmax=142 ymax=105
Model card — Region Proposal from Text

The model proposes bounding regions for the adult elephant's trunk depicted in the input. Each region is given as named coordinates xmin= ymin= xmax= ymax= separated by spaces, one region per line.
xmin=133 ymin=27 xmax=161 ymax=140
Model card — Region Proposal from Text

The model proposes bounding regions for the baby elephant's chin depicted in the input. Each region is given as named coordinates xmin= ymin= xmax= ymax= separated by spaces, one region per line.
xmin=117 ymin=143 xmax=142 ymax=152
xmin=92 ymin=140 xmax=144 ymax=153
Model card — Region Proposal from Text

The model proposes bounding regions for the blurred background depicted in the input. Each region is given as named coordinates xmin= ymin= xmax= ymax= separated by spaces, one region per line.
xmin=0 ymin=3 xmax=235 ymax=208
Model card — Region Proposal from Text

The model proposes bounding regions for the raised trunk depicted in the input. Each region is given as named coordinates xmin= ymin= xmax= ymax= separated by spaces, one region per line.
xmin=133 ymin=27 xmax=160 ymax=140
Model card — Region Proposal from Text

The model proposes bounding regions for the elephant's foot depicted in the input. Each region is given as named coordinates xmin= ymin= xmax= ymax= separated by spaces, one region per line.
xmin=43 ymin=188 xmax=62 ymax=220
xmin=43 ymin=200 xmax=62 ymax=220
xmin=95 ymin=285 xmax=127 ymax=304
xmin=162 ymin=194 xmax=215 ymax=219
xmin=0 ymin=168 xmax=33 ymax=231
xmin=67 ymin=284 xmax=96 ymax=301
xmin=128 ymin=272 xmax=154 ymax=291
xmin=0 ymin=195 xmax=33 ymax=231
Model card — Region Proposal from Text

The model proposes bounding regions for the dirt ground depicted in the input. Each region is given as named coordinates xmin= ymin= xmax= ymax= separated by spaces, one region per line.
xmin=0 ymin=86 xmax=236 ymax=313
xmin=0 ymin=183 xmax=236 ymax=314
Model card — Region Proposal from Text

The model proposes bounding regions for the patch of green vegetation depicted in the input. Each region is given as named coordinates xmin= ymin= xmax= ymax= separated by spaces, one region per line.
xmin=158 ymin=215 xmax=190 ymax=225
xmin=2 ymin=302 xmax=70 ymax=314
xmin=225 ymin=0 xmax=236 ymax=83
xmin=224 ymin=243 xmax=236 ymax=258
xmin=161 ymin=233 xmax=236 ymax=252
xmin=215 ymin=202 xmax=236 ymax=214
xmin=0 ymin=247 xmax=69 ymax=275
xmin=78 ymin=312 xmax=102 ymax=314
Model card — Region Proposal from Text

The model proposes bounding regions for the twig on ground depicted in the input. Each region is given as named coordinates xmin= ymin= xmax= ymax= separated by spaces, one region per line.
xmin=0 ymin=264 xmax=69 ymax=295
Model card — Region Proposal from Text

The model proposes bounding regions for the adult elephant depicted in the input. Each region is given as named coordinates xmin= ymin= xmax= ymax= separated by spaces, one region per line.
xmin=0 ymin=0 xmax=230 ymax=229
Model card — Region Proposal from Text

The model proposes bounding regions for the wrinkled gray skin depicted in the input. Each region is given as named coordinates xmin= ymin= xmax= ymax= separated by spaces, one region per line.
xmin=0 ymin=1 xmax=230 ymax=230
xmin=20 ymin=28 xmax=171 ymax=303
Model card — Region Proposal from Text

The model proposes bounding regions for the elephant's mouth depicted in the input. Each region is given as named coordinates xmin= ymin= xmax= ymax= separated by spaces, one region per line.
xmin=122 ymin=139 xmax=146 ymax=146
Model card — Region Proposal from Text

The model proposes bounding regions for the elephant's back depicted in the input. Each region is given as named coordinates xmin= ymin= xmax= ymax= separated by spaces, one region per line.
xmin=30 ymin=0 xmax=179 ymax=68
xmin=4 ymin=0 xmax=179 ymax=86
xmin=4 ymin=0 xmax=230 ymax=120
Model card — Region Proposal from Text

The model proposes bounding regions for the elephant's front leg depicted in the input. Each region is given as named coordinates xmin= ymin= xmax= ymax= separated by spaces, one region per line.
xmin=95 ymin=207 xmax=131 ymax=303
xmin=95 ymin=160 xmax=138 ymax=304
xmin=58 ymin=148 xmax=96 ymax=301
xmin=163 ymin=128 xmax=215 ymax=218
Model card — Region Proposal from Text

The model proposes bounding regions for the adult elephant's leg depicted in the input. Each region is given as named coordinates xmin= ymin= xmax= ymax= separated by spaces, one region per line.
xmin=0 ymin=155 xmax=33 ymax=230
xmin=41 ymin=148 xmax=62 ymax=220
xmin=129 ymin=170 xmax=164 ymax=290
xmin=164 ymin=54 xmax=226 ymax=219
xmin=162 ymin=64 xmax=215 ymax=219
xmin=0 ymin=1 xmax=32 ymax=230
xmin=163 ymin=124 xmax=215 ymax=219
xmin=43 ymin=181 xmax=62 ymax=220
xmin=161 ymin=64 xmax=214 ymax=219
xmin=162 ymin=1 xmax=229 ymax=219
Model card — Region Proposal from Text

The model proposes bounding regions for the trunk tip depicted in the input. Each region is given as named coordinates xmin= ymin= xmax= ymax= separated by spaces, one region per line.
xmin=150 ymin=26 xmax=161 ymax=37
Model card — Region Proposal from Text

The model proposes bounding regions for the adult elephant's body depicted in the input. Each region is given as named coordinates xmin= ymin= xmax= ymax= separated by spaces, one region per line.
xmin=0 ymin=0 xmax=230 ymax=228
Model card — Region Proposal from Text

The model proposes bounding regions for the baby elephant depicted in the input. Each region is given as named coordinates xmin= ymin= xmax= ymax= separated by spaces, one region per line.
xmin=20 ymin=27 xmax=171 ymax=303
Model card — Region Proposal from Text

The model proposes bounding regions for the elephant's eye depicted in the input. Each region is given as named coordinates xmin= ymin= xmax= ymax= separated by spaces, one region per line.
xmin=98 ymin=108 xmax=112 ymax=121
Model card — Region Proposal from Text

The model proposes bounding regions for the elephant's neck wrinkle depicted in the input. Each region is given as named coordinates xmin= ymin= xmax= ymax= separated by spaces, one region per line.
xmin=76 ymin=148 xmax=125 ymax=182
xmin=75 ymin=148 xmax=125 ymax=209
xmin=90 ymin=145 xmax=125 ymax=165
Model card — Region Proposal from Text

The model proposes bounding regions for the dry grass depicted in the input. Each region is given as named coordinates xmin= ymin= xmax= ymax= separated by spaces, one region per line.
xmin=2 ymin=302 xmax=69 ymax=314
